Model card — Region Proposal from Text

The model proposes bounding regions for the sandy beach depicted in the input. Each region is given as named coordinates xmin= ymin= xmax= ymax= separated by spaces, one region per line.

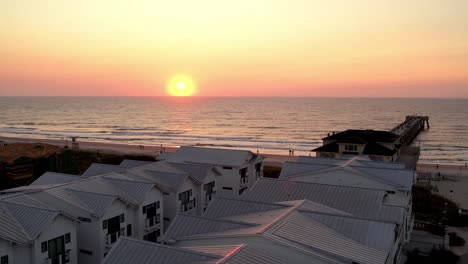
xmin=0 ymin=136 xmax=298 ymax=166
xmin=416 ymin=163 xmax=468 ymax=210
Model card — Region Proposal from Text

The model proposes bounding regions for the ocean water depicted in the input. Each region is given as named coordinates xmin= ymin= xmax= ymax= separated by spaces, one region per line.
xmin=0 ymin=97 xmax=466 ymax=163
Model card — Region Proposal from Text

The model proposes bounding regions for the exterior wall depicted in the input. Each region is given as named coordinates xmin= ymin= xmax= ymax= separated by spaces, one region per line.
xmin=137 ymin=186 xmax=164 ymax=240
xmin=13 ymin=244 xmax=31 ymax=264
xmin=76 ymin=218 xmax=100 ymax=264
xmin=316 ymin=152 xmax=338 ymax=158
xmin=35 ymin=215 xmax=78 ymax=264
xmin=162 ymin=192 xmax=177 ymax=230
xmin=200 ymin=171 xmax=218 ymax=212
xmin=99 ymin=200 xmax=132 ymax=260
xmin=215 ymin=158 xmax=263 ymax=198
xmin=176 ymin=178 xmax=197 ymax=214
xmin=162 ymin=178 xmax=196 ymax=230
xmin=0 ymin=239 xmax=29 ymax=264
xmin=216 ymin=165 xmax=241 ymax=198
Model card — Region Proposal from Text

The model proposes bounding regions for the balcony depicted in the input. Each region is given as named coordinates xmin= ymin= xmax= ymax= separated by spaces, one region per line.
xmin=180 ymin=199 xmax=196 ymax=212
xmin=145 ymin=215 xmax=160 ymax=230
xmin=106 ymin=228 xmax=125 ymax=247
xmin=46 ymin=250 xmax=71 ymax=264
xmin=205 ymin=191 xmax=216 ymax=205
xmin=240 ymin=177 xmax=248 ymax=187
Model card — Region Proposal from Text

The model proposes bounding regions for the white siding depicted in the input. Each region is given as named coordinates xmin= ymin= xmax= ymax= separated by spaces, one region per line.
xmin=35 ymin=215 xmax=78 ymax=264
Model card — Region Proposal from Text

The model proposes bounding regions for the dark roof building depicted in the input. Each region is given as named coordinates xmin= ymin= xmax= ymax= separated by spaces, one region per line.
xmin=313 ymin=130 xmax=401 ymax=162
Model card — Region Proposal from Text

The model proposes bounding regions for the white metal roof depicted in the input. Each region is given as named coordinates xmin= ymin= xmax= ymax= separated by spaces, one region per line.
xmin=0 ymin=195 xmax=61 ymax=244
xmin=168 ymin=162 xmax=221 ymax=182
xmin=2 ymin=173 xmax=160 ymax=217
xmin=241 ymin=178 xmax=405 ymax=224
xmin=182 ymin=245 xmax=289 ymax=264
xmin=203 ymin=197 xmax=290 ymax=219
xmin=31 ymin=172 xmax=81 ymax=185
xmin=119 ymin=159 xmax=153 ymax=168
xmin=163 ymin=214 xmax=258 ymax=240
xmin=162 ymin=146 xmax=260 ymax=167
xmin=281 ymin=157 xmax=414 ymax=192
xmin=101 ymin=237 xmax=220 ymax=264
xmin=165 ymin=198 xmax=396 ymax=264
xmin=82 ymin=163 xmax=125 ymax=177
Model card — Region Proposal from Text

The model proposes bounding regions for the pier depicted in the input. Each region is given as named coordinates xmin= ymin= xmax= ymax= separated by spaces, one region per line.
xmin=390 ymin=115 xmax=429 ymax=146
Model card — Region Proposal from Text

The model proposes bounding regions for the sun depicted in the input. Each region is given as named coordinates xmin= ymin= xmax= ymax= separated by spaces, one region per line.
xmin=167 ymin=74 xmax=197 ymax=96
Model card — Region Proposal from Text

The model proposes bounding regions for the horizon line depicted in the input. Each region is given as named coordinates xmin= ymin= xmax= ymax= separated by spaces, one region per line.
xmin=0 ymin=95 xmax=467 ymax=99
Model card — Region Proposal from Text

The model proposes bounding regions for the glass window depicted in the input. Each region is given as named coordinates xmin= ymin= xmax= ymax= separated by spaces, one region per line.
xmin=102 ymin=220 xmax=108 ymax=230
xmin=41 ymin=241 xmax=47 ymax=252
xmin=127 ymin=224 xmax=132 ymax=236
xmin=1 ymin=255 xmax=8 ymax=264
xmin=48 ymin=236 xmax=65 ymax=259
xmin=65 ymin=233 xmax=70 ymax=244
xmin=119 ymin=214 xmax=125 ymax=223
xmin=142 ymin=205 xmax=146 ymax=214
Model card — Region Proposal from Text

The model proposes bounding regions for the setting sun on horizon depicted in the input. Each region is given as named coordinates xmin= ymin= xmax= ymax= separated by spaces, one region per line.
xmin=166 ymin=74 xmax=197 ymax=97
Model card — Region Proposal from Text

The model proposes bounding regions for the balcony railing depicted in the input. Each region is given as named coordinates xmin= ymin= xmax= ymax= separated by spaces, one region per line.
xmin=240 ymin=177 xmax=248 ymax=186
xmin=180 ymin=199 xmax=196 ymax=212
xmin=46 ymin=250 xmax=71 ymax=264
xmin=145 ymin=214 xmax=160 ymax=229
xmin=106 ymin=228 xmax=125 ymax=247
xmin=205 ymin=191 xmax=216 ymax=204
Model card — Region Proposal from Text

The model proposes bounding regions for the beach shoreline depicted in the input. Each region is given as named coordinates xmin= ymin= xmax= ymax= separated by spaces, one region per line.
xmin=0 ymin=135 xmax=298 ymax=166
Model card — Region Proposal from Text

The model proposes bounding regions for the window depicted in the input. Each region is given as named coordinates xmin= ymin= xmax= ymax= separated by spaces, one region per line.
xmin=156 ymin=201 xmax=160 ymax=209
xmin=102 ymin=219 xmax=108 ymax=230
xmin=79 ymin=249 xmax=93 ymax=256
xmin=222 ymin=166 xmax=232 ymax=170
xmin=240 ymin=167 xmax=248 ymax=184
xmin=65 ymin=233 xmax=71 ymax=244
xmin=179 ymin=190 xmax=195 ymax=212
xmin=345 ymin=145 xmax=358 ymax=152
xmin=222 ymin=187 xmax=233 ymax=190
xmin=127 ymin=224 xmax=132 ymax=236
xmin=204 ymin=181 xmax=216 ymax=202
xmin=163 ymin=217 xmax=170 ymax=221
xmin=1 ymin=255 xmax=8 ymax=264
xmin=47 ymin=236 xmax=65 ymax=260
xmin=142 ymin=206 xmax=146 ymax=214
xmin=41 ymin=241 xmax=47 ymax=252
xmin=255 ymin=162 xmax=262 ymax=178
xmin=119 ymin=214 xmax=125 ymax=223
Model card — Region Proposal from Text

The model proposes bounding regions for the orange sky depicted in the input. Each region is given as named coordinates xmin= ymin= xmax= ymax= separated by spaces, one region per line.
xmin=1 ymin=0 xmax=467 ymax=97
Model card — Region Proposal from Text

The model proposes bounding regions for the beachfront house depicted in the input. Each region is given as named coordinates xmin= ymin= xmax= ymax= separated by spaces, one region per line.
xmin=0 ymin=193 xmax=78 ymax=264
xmin=121 ymin=160 xmax=222 ymax=228
xmin=313 ymin=130 xmax=401 ymax=162
xmin=162 ymin=197 xmax=404 ymax=264
xmin=280 ymin=156 xmax=415 ymax=195
xmin=1 ymin=173 xmax=165 ymax=264
xmin=241 ymin=177 xmax=412 ymax=249
xmin=279 ymin=156 xmax=415 ymax=242
xmin=161 ymin=146 xmax=264 ymax=197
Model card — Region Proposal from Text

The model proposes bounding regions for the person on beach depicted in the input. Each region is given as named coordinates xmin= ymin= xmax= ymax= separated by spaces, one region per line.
xmin=436 ymin=164 xmax=439 ymax=169
xmin=288 ymin=149 xmax=291 ymax=156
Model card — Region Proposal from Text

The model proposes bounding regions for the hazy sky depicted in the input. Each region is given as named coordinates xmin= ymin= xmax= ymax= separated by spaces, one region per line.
xmin=1 ymin=0 xmax=467 ymax=97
